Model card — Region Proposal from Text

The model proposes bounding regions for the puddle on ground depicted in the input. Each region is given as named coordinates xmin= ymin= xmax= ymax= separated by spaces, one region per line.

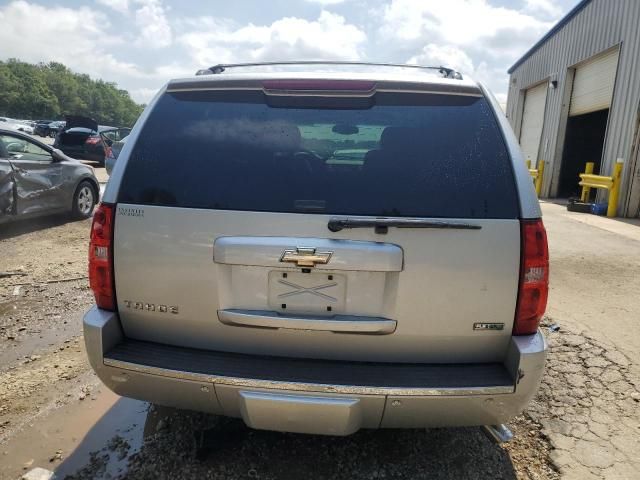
xmin=0 ymin=298 xmax=43 ymax=317
xmin=0 ymin=387 xmax=153 ymax=480
xmin=0 ymin=307 xmax=83 ymax=370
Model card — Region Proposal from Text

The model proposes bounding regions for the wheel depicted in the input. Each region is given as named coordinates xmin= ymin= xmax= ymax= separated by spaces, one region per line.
xmin=72 ymin=181 xmax=97 ymax=219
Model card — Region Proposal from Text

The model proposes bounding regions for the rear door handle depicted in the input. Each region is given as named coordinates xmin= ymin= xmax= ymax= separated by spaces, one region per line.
xmin=218 ymin=309 xmax=396 ymax=335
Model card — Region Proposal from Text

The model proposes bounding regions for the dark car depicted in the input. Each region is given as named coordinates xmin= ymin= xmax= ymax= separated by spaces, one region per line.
xmin=35 ymin=120 xmax=66 ymax=137
xmin=34 ymin=120 xmax=55 ymax=137
xmin=0 ymin=128 xmax=99 ymax=223
xmin=54 ymin=116 xmax=131 ymax=166
xmin=104 ymin=135 xmax=128 ymax=175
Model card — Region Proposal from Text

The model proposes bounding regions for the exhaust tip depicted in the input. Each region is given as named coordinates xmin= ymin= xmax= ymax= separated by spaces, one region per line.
xmin=482 ymin=424 xmax=514 ymax=444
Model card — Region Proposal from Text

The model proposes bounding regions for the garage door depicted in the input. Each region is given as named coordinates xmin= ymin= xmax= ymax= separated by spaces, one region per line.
xmin=569 ymin=48 xmax=620 ymax=117
xmin=519 ymin=82 xmax=548 ymax=166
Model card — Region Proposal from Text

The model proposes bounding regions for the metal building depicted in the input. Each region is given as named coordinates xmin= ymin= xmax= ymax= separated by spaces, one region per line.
xmin=506 ymin=0 xmax=640 ymax=217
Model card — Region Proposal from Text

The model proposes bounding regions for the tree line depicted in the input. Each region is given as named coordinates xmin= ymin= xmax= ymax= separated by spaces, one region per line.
xmin=0 ymin=59 xmax=144 ymax=127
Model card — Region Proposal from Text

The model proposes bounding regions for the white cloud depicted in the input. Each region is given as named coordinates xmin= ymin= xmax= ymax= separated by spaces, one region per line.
xmin=524 ymin=0 xmax=562 ymax=18
xmin=133 ymin=0 xmax=172 ymax=48
xmin=382 ymin=0 xmax=551 ymax=46
xmin=179 ymin=11 xmax=366 ymax=67
xmin=129 ymin=87 xmax=159 ymax=103
xmin=96 ymin=0 xmax=129 ymax=13
xmin=0 ymin=1 xmax=188 ymax=104
xmin=305 ymin=0 xmax=346 ymax=5
xmin=0 ymin=1 xmax=121 ymax=67
xmin=408 ymin=44 xmax=474 ymax=73
xmin=380 ymin=0 xmax=559 ymax=102
xmin=1 ymin=0 xmax=573 ymax=107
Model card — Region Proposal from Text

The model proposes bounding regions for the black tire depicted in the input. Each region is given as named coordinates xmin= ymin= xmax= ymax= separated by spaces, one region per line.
xmin=72 ymin=181 xmax=97 ymax=219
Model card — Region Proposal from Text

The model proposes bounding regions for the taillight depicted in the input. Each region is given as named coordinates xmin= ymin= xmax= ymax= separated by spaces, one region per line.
xmin=514 ymin=219 xmax=549 ymax=335
xmin=85 ymin=136 xmax=102 ymax=145
xmin=262 ymin=79 xmax=376 ymax=91
xmin=105 ymin=145 xmax=113 ymax=158
xmin=89 ymin=203 xmax=116 ymax=310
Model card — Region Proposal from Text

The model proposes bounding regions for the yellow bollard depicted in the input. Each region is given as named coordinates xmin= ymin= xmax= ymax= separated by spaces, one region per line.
xmin=535 ymin=161 xmax=545 ymax=197
xmin=606 ymin=161 xmax=624 ymax=217
xmin=580 ymin=162 xmax=595 ymax=202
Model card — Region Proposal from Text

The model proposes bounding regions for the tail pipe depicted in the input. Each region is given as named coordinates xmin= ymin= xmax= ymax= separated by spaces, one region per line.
xmin=482 ymin=424 xmax=514 ymax=444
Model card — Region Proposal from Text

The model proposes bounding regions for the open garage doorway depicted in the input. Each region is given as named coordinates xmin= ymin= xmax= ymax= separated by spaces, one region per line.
xmin=558 ymin=109 xmax=609 ymax=198
xmin=556 ymin=47 xmax=619 ymax=198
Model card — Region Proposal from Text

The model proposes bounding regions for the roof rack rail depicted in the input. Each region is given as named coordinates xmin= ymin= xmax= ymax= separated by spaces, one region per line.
xmin=195 ymin=61 xmax=463 ymax=80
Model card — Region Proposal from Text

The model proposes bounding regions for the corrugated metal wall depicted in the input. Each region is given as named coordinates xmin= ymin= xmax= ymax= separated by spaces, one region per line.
xmin=506 ymin=0 xmax=640 ymax=216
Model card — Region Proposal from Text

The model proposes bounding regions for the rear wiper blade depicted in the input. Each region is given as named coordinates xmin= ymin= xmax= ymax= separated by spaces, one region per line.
xmin=328 ymin=217 xmax=482 ymax=233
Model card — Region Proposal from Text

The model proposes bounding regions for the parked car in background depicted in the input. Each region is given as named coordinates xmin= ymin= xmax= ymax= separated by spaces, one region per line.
xmin=0 ymin=128 xmax=99 ymax=223
xmin=0 ymin=117 xmax=35 ymax=135
xmin=48 ymin=121 xmax=66 ymax=137
xmin=85 ymin=62 xmax=548 ymax=439
xmin=104 ymin=135 xmax=128 ymax=175
xmin=34 ymin=120 xmax=56 ymax=137
xmin=54 ymin=115 xmax=130 ymax=166
xmin=14 ymin=122 xmax=34 ymax=135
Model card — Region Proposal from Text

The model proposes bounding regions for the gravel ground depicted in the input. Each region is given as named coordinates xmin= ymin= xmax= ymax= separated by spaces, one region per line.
xmin=63 ymin=408 xmax=555 ymax=480
xmin=0 ymin=216 xmax=94 ymax=442
xmin=0 ymin=216 xmax=93 ymax=336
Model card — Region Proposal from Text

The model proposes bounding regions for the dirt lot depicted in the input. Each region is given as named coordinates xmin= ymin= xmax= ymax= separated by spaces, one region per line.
xmin=0 ymin=201 xmax=639 ymax=479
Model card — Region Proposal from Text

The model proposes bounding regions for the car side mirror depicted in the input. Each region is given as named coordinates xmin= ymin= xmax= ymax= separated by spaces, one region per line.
xmin=51 ymin=148 xmax=65 ymax=162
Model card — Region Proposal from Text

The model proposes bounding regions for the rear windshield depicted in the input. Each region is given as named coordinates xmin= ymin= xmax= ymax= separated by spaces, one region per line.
xmin=118 ymin=90 xmax=519 ymax=218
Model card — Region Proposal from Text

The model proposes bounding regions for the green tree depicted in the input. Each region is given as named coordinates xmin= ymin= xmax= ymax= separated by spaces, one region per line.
xmin=0 ymin=59 xmax=143 ymax=126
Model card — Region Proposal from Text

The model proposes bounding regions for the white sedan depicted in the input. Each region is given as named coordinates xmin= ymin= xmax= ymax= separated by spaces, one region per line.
xmin=11 ymin=122 xmax=35 ymax=135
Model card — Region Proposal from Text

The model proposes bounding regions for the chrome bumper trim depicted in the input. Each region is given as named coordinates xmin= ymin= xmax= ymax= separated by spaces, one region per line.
xmin=103 ymin=357 xmax=515 ymax=397
xmin=218 ymin=309 xmax=397 ymax=335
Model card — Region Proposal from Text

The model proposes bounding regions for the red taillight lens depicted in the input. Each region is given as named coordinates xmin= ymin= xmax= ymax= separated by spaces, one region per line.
xmin=85 ymin=136 xmax=101 ymax=145
xmin=89 ymin=203 xmax=116 ymax=310
xmin=514 ymin=219 xmax=549 ymax=335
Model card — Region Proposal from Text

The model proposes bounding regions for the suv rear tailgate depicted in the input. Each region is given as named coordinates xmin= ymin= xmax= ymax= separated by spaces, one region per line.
xmin=114 ymin=207 xmax=519 ymax=363
xmin=112 ymin=86 xmax=522 ymax=364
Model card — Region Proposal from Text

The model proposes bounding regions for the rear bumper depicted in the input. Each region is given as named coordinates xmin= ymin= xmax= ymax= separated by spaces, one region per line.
xmin=84 ymin=307 xmax=547 ymax=435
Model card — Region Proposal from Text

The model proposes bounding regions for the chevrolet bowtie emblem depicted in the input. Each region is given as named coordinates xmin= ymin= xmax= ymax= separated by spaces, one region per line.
xmin=280 ymin=247 xmax=333 ymax=267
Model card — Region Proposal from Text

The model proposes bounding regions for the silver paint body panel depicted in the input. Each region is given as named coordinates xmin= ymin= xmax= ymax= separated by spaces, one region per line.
xmin=113 ymin=206 xmax=520 ymax=363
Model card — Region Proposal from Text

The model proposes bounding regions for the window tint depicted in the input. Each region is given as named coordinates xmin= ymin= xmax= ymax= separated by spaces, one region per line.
xmin=0 ymin=135 xmax=52 ymax=162
xmin=119 ymin=91 xmax=519 ymax=218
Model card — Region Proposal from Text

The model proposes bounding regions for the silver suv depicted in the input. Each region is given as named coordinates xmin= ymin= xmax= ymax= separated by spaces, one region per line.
xmin=84 ymin=62 xmax=548 ymax=438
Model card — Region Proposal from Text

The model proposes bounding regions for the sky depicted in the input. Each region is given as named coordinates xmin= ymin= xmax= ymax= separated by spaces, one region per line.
xmin=0 ymin=0 xmax=580 ymax=104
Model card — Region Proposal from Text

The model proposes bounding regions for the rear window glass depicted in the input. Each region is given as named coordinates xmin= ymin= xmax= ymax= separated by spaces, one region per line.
xmin=118 ymin=90 xmax=518 ymax=218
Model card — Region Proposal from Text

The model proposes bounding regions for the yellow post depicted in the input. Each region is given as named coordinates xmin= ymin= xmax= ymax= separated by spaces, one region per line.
xmin=535 ymin=161 xmax=545 ymax=197
xmin=580 ymin=162 xmax=595 ymax=202
xmin=606 ymin=161 xmax=624 ymax=217
xmin=526 ymin=159 xmax=531 ymax=169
